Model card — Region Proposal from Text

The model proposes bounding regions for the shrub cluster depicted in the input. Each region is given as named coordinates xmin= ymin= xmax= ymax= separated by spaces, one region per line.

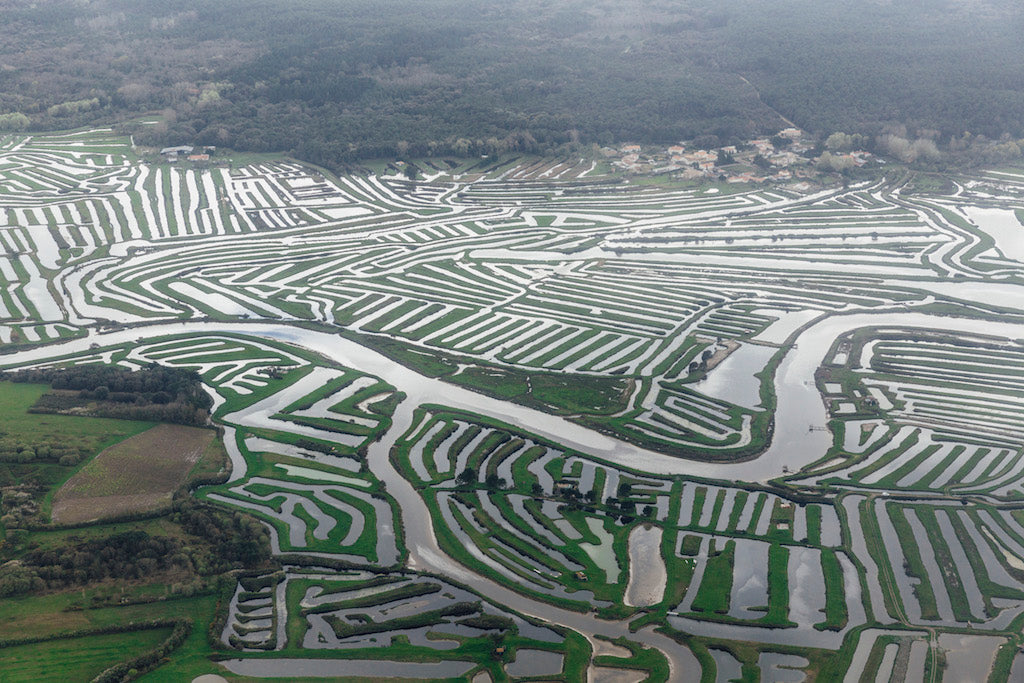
xmin=0 ymin=441 xmax=87 ymax=465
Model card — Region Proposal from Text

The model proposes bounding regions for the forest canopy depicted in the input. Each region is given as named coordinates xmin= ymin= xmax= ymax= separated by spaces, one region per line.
xmin=0 ymin=0 xmax=1021 ymax=168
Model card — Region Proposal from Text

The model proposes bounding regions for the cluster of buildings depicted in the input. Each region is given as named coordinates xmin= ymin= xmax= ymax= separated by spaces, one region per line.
xmin=605 ymin=128 xmax=874 ymax=185
xmin=158 ymin=146 xmax=215 ymax=163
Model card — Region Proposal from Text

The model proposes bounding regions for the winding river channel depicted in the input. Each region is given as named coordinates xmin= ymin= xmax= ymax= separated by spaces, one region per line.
xmin=5 ymin=308 xmax=1024 ymax=679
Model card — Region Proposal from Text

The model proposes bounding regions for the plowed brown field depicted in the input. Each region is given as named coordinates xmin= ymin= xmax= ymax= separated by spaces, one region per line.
xmin=52 ymin=423 xmax=218 ymax=524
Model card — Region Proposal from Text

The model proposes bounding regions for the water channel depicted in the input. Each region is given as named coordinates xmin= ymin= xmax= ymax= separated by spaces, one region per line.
xmin=6 ymin=310 xmax=1024 ymax=678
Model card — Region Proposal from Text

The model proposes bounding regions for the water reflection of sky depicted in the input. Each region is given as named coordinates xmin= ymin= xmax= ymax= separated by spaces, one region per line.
xmin=694 ymin=343 xmax=777 ymax=410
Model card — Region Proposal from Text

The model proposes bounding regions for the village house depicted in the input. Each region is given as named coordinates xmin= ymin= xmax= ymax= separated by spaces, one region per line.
xmin=849 ymin=151 xmax=873 ymax=166
xmin=159 ymin=145 xmax=194 ymax=162
xmin=769 ymin=151 xmax=802 ymax=167
xmin=683 ymin=149 xmax=718 ymax=165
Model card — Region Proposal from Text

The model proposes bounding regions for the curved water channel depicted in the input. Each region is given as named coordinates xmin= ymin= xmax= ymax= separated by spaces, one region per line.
xmin=5 ymin=310 xmax=1024 ymax=678
xmin=8 ymin=311 xmax=1024 ymax=482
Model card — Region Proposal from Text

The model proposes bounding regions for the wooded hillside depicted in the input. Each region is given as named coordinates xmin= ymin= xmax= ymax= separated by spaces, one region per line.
xmin=0 ymin=0 xmax=1021 ymax=167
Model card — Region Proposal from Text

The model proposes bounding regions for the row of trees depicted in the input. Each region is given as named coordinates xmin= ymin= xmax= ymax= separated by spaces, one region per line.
xmin=0 ymin=441 xmax=87 ymax=466
xmin=7 ymin=364 xmax=214 ymax=426
xmin=817 ymin=127 xmax=1024 ymax=172
xmin=9 ymin=364 xmax=209 ymax=403
xmin=452 ymin=468 xmax=658 ymax=522
xmin=0 ymin=497 xmax=272 ymax=598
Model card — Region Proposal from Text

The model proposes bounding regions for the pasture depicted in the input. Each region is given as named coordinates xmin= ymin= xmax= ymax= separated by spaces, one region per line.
xmin=0 ymin=380 xmax=152 ymax=462
xmin=0 ymin=628 xmax=171 ymax=681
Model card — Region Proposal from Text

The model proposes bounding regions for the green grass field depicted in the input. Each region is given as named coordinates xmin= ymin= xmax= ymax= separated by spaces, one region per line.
xmin=0 ymin=381 xmax=154 ymax=460
xmin=0 ymin=627 xmax=171 ymax=681
xmin=0 ymin=381 xmax=157 ymax=528
xmin=0 ymin=588 xmax=225 ymax=681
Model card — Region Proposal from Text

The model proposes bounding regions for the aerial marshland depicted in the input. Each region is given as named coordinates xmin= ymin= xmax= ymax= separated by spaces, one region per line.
xmin=2 ymin=128 xmax=1024 ymax=681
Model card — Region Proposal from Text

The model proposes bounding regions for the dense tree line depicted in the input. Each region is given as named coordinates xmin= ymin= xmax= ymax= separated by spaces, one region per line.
xmin=20 ymin=530 xmax=184 ymax=588
xmin=30 ymin=392 xmax=211 ymax=426
xmin=0 ymin=0 xmax=1022 ymax=167
xmin=5 ymin=364 xmax=213 ymax=426
xmin=0 ymin=497 xmax=271 ymax=598
xmin=6 ymin=364 xmax=209 ymax=404
xmin=172 ymin=496 xmax=270 ymax=569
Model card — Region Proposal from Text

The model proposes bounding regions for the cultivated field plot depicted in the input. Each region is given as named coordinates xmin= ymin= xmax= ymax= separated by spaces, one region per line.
xmin=51 ymin=423 xmax=216 ymax=524
xmin=0 ymin=627 xmax=173 ymax=682
xmin=5 ymin=129 xmax=1024 ymax=681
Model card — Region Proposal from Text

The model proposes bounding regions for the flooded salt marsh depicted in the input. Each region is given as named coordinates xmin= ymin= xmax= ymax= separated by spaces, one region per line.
xmin=301 ymin=574 xmax=561 ymax=648
xmin=592 ymin=668 xmax=647 ymax=683
xmin=841 ymin=630 xmax=928 ymax=683
xmin=787 ymin=547 xmax=827 ymax=626
xmin=963 ymin=206 xmax=1024 ymax=262
xmin=8 ymin=311 xmax=1024 ymax=678
xmin=221 ymin=658 xmax=476 ymax=678
xmin=435 ymin=490 xmax=607 ymax=605
xmin=728 ymin=540 xmax=771 ymax=620
xmin=938 ymin=633 xmax=1006 ymax=683
xmin=624 ymin=525 xmax=666 ymax=608
xmin=507 ymin=493 xmax=563 ymax=546
xmin=243 ymin=436 xmax=361 ymax=472
xmin=222 ymin=365 xmax=365 ymax=448
xmin=759 ymin=652 xmax=808 ymax=683
xmin=478 ymin=492 xmax=583 ymax=570
xmin=693 ymin=342 xmax=777 ymax=409
xmin=871 ymin=498 xmax=924 ymax=623
xmin=505 ymin=649 xmax=565 ymax=677
xmin=710 ymin=648 xmax=744 ymax=683
xmin=8 ymin=313 xmax=1024 ymax=483
xmin=19 ymin=142 xmax=1024 ymax=682
xmin=581 ymin=517 xmax=621 ymax=584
